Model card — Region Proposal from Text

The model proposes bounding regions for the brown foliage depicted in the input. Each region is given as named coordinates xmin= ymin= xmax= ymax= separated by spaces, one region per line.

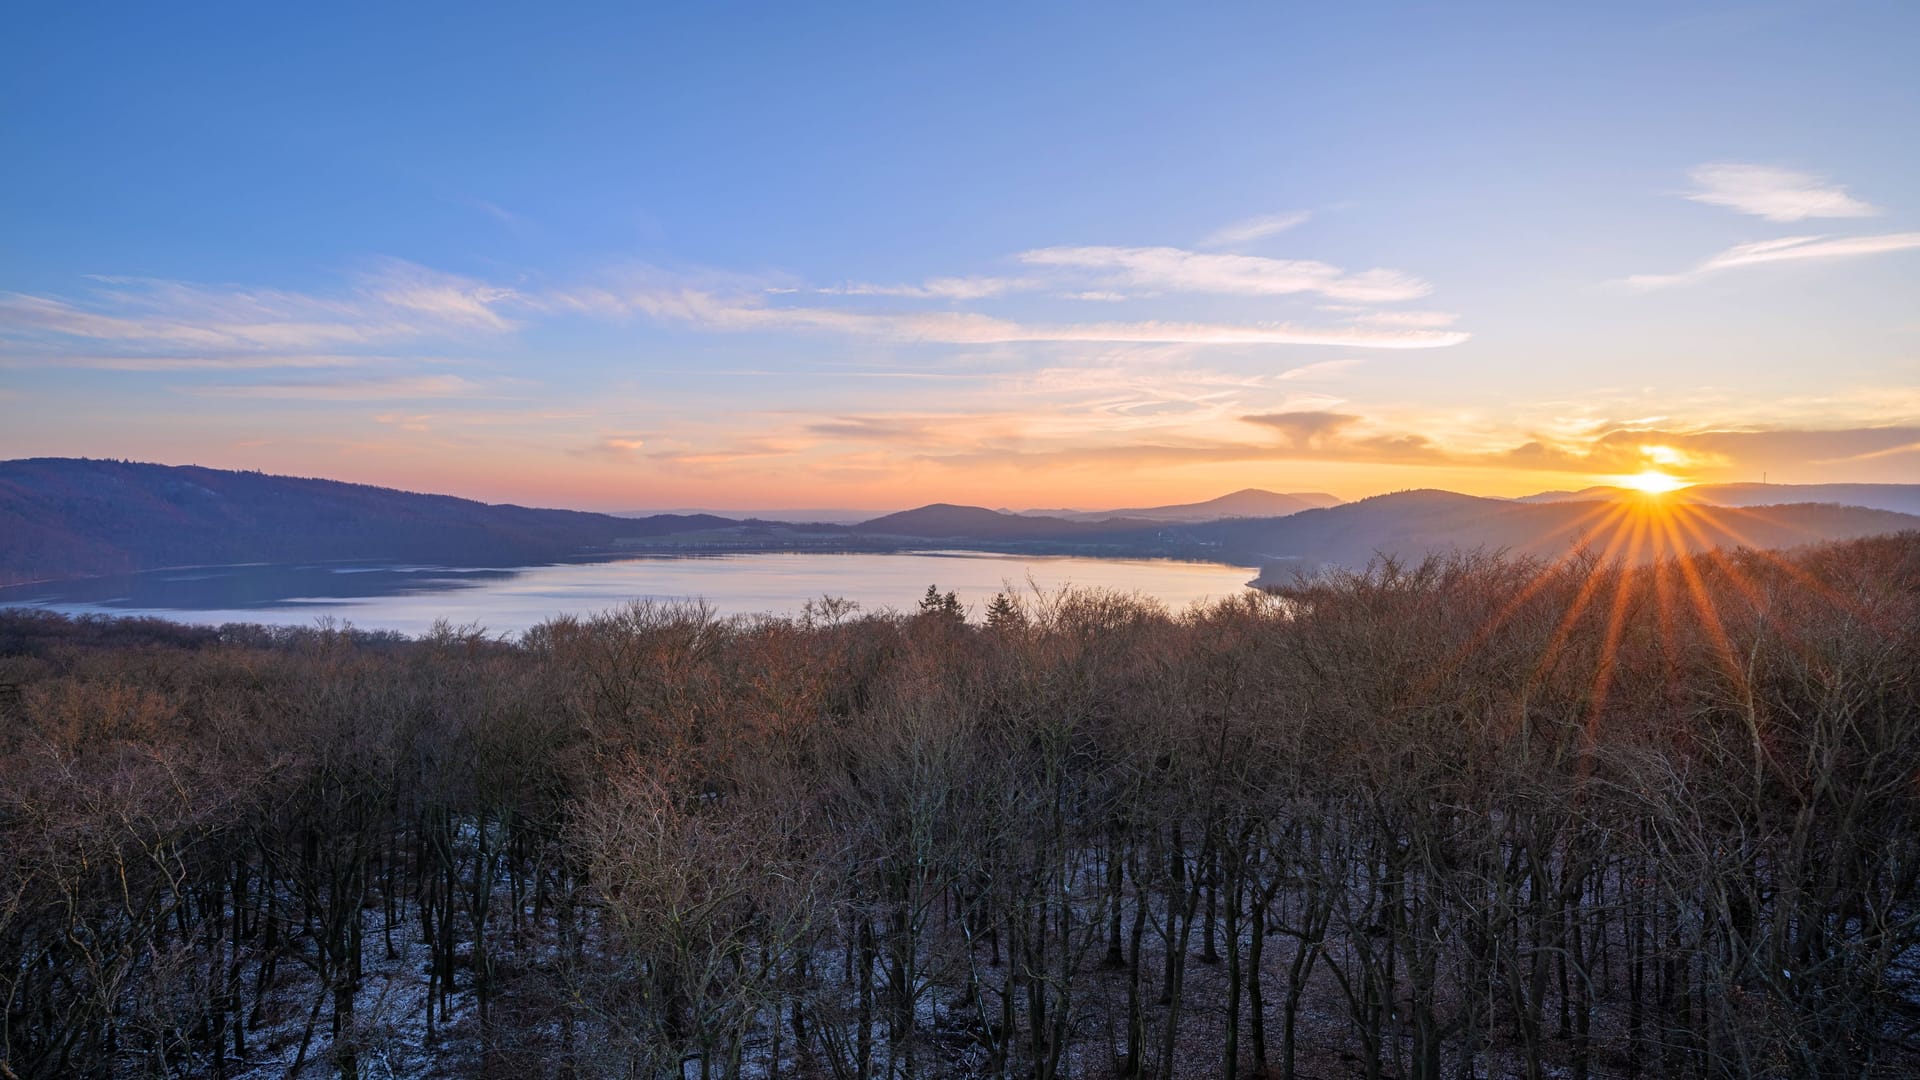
xmin=1 ymin=533 xmax=1917 ymax=1078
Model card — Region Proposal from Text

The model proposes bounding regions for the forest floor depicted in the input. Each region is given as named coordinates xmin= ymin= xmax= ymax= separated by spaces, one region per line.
xmin=215 ymin=879 xmax=1639 ymax=1080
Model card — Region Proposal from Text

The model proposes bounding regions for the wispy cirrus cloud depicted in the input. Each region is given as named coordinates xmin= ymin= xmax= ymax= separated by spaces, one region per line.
xmin=1244 ymin=409 xmax=1447 ymax=462
xmin=1017 ymin=246 xmax=1432 ymax=303
xmin=547 ymin=348 xmax=1920 ymax=489
xmin=0 ymin=261 xmax=521 ymax=356
xmin=658 ymin=357 xmax=1366 ymax=475
xmin=805 ymin=416 xmax=947 ymax=443
xmin=0 ymin=352 xmax=383 ymax=371
xmin=1685 ymin=163 xmax=1879 ymax=222
xmin=373 ymin=412 xmax=435 ymax=432
xmin=1347 ymin=309 xmax=1459 ymax=329
xmin=366 ymin=260 xmax=520 ymax=330
xmin=1277 ymin=358 xmax=1364 ymax=381
xmin=913 ymin=421 xmax=1450 ymax=473
xmin=996 ymin=362 xmax=1319 ymax=429
xmin=179 ymin=374 xmax=491 ymax=400
xmin=644 ymin=437 xmax=810 ymax=469
xmin=0 ymin=291 xmax=308 ymax=350
xmin=1626 ymin=232 xmax=1920 ymax=288
xmin=1243 ymin=409 xmax=1363 ymax=446
xmin=1200 ymin=211 xmax=1311 ymax=248
xmin=5 ymin=232 xmax=1468 ymax=378
xmin=601 ymin=285 xmax=1468 ymax=348
xmin=572 ymin=433 xmax=651 ymax=460
xmin=814 ymin=276 xmax=1028 ymax=301
xmin=1502 ymin=424 xmax=1920 ymax=475
xmin=907 ymin=412 xmax=1920 ymax=480
xmin=460 ymin=197 xmax=543 ymax=240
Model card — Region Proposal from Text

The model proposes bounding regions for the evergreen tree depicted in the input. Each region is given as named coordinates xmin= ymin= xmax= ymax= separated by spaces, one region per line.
xmin=984 ymin=591 xmax=1023 ymax=631
xmin=918 ymin=584 xmax=964 ymax=622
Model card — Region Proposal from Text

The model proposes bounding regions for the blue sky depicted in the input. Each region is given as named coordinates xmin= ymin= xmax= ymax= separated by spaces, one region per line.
xmin=3 ymin=1 xmax=1917 ymax=509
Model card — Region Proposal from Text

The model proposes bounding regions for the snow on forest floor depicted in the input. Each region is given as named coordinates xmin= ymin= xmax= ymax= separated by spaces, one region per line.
xmin=206 ymin=871 xmax=1920 ymax=1080
xmin=172 ymin=825 xmax=1913 ymax=1080
xmin=228 ymin=929 xmax=454 ymax=1080
xmin=203 ymin=880 xmax=1648 ymax=1080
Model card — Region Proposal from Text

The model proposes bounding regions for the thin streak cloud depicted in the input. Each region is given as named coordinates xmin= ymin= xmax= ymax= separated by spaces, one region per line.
xmin=0 ymin=353 xmax=383 ymax=371
xmin=622 ymin=288 xmax=1467 ymax=348
xmin=1627 ymin=232 xmax=1920 ymax=288
xmin=1017 ymin=246 xmax=1433 ymax=303
xmin=1 ymin=262 xmax=521 ymax=353
xmin=1685 ymin=163 xmax=1880 ymax=222
xmin=816 ymin=277 xmax=1027 ymax=300
xmin=1200 ymin=211 xmax=1312 ymax=248
xmin=180 ymin=375 xmax=489 ymax=400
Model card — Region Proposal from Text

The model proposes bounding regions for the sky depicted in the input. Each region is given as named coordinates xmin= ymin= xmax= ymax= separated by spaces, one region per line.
xmin=3 ymin=1 xmax=1918 ymax=513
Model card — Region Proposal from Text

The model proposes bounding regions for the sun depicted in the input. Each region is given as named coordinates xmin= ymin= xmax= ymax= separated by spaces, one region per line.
xmin=1619 ymin=469 xmax=1688 ymax=495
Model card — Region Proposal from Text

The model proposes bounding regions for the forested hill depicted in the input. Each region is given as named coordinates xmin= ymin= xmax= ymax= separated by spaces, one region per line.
xmin=1219 ymin=489 xmax=1920 ymax=582
xmin=1518 ymin=481 xmax=1920 ymax=517
xmin=851 ymin=503 xmax=1160 ymax=539
xmin=1018 ymin=487 xmax=1343 ymax=522
xmin=7 ymin=460 xmax=1919 ymax=588
xmin=0 ymin=458 xmax=738 ymax=585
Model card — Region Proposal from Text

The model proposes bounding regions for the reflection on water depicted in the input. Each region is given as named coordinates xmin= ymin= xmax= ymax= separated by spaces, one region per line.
xmin=0 ymin=552 xmax=1258 ymax=637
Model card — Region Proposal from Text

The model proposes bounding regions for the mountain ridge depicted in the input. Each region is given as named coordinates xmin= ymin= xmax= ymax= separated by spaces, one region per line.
xmin=1012 ymin=487 xmax=1343 ymax=522
xmin=1219 ymin=489 xmax=1920 ymax=583
xmin=850 ymin=503 xmax=1161 ymax=540
xmin=4 ymin=459 xmax=1917 ymax=588
xmin=0 ymin=458 xmax=740 ymax=586
xmin=1517 ymin=481 xmax=1920 ymax=517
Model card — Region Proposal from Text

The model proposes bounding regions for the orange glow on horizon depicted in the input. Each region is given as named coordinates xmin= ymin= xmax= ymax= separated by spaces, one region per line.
xmin=1616 ymin=469 xmax=1690 ymax=495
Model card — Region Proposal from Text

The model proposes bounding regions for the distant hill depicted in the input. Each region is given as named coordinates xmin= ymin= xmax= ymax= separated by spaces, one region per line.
xmin=851 ymin=503 xmax=1158 ymax=540
xmin=6 ymin=461 xmax=1915 ymax=590
xmin=0 ymin=458 xmax=738 ymax=585
xmin=617 ymin=506 xmax=877 ymax=525
xmin=1014 ymin=488 xmax=1342 ymax=522
xmin=1055 ymin=488 xmax=1341 ymax=522
xmin=1519 ymin=482 xmax=1920 ymax=517
xmin=1217 ymin=490 xmax=1920 ymax=583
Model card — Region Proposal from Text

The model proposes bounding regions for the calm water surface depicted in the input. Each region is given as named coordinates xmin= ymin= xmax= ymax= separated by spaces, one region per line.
xmin=0 ymin=552 xmax=1259 ymax=637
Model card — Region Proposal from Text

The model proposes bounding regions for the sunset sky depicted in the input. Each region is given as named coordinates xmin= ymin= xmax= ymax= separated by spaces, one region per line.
xmin=3 ymin=2 xmax=1917 ymax=512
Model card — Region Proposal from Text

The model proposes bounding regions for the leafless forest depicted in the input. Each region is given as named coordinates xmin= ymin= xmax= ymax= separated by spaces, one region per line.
xmin=3 ymin=534 xmax=1918 ymax=1079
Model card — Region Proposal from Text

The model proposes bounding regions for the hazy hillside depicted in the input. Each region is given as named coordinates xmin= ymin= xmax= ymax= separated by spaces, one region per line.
xmin=616 ymin=506 xmax=876 ymax=524
xmin=851 ymin=503 xmax=1158 ymax=539
xmin=8 ymin=461 xmax=1916 ymax=590
xmin=1210 ymin=490 xmax=1920 ymax=582
xmin=1103 ymin=487 xmax=1342 ymax=519
xmin=0 ymin=458 xmax=736 ymax=585
xmin=840 ymin=492 xmax=1917 ymax=574
xmin=1015 ymin=487 xmax=1343 ymax=522
xmin=1519 ymin=481 xmax=1920 ymax=516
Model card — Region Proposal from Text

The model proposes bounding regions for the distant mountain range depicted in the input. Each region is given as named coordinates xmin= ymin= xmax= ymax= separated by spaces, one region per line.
xmin=1518 ymin=482 xmax=1920 ymax=517
xmin=0 ymin=458 xmax=734 ymax=585
xmin=851 ymin=503 xmax=1161 ymax=540
xmin=1203 ymin=489 xmax=1920 ymax=584
xmin=625 ymin=488 xmax=1347 ymax=527
xmin=1009 ymin=488 xmax=1344 ymax=522
xmin=2 ymin=459 xmax=1916 ymax=587
xmin=616 ymin=506 xmax=876 ymax=525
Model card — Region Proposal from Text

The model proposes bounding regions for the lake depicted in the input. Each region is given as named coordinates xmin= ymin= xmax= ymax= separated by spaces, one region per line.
xmin=0 ymin=551 xmax=1260 ymax=637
